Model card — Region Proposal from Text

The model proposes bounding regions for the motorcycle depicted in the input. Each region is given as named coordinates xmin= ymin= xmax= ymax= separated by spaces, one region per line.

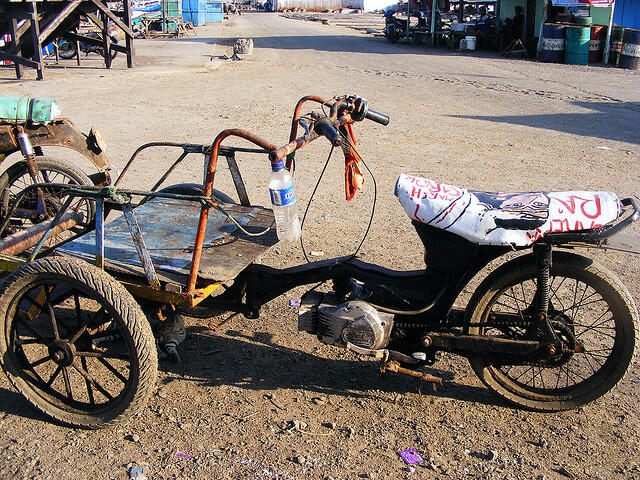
xmin=57 ymin=30 xmax=119 ymax=60
xmin=0 ymin=95 xmax=637 ymax=429
xmin=384 ymin=9 xmax=440 ymax=44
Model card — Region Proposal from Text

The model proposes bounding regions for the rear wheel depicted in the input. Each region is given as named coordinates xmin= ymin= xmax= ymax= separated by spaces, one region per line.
xmin=0 ymin=257 xmax=157 ymax=428
xmin=466 ymin=251 xmax=637 ymax=411
xmin=0 ymin=156 xmax=95 ymax=240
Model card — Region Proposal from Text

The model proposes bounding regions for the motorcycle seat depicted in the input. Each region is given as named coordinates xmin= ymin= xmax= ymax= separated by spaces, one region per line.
xmin=394 ymin=173 xmax=621 ymax=247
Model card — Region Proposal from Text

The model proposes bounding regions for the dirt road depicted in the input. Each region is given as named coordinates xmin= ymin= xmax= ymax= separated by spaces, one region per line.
xmin=0 ymin=12 xmax=639 ymax=480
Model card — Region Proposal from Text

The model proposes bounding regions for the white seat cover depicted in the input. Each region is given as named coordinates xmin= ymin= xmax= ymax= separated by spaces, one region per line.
xmin=394 ymin=173 xmax=621 ymax=247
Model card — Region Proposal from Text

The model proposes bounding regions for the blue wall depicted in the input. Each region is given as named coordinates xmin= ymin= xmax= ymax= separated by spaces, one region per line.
xmin=613 ymin=0 xmax=640 ymax=29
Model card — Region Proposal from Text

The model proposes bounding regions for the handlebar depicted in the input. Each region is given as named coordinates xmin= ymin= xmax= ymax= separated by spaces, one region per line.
xmin=365 ymin=109 xmax=390 ymax=126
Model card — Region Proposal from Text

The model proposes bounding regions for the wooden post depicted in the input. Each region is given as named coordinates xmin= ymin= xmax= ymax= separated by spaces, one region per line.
xmin=123 ymin=0 xmax=134 ymax=68
xmin=74 ymin=27 xmax=81 ymax=66
xmin=28 ymin=2 xmax=44 ymax=80
xmin=101 ymin=11 xmax=112 ymax=68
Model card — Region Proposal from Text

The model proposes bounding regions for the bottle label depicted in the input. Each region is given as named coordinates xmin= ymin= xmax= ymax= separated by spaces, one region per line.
xmin=270 ymin=185 xmax=296 ymax=206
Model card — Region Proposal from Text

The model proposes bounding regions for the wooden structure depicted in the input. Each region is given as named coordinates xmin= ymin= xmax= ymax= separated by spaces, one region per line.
xmin=0 ymin=0 xmax=135 ymax=80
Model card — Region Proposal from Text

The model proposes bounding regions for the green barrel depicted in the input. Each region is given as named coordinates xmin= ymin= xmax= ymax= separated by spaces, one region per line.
xmin=574 ymin=16 xmax=592 ymax=26
xmin=565 ymin=26 xmax=590 ymax=65
xmin=609 ymin=26 xmax=625 ymax=65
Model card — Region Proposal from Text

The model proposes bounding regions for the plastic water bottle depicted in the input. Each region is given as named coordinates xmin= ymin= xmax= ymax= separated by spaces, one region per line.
xmin=269 ymin=160 xmax=301 ymax=242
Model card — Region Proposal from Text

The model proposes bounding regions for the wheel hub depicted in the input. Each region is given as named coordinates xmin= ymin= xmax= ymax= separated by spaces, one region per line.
xmin=48 ymin=339 xmax=76 ymax=367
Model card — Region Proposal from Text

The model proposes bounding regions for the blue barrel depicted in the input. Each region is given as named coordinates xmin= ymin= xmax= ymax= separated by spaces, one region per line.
xmin=619 ymin=28 xmax=640 ymax=70
xmin=565 ymin=26 xmax=590 ymax=65
xmin=206 ymin=1 xmax=223 ymax=22
xmin=541 ymin=24 xmax=565 ymax=63
xmin=182 ymin=0 xmax=206 ymax=26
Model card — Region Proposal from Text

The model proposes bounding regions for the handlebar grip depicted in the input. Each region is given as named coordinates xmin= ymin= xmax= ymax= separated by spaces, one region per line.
xmin=314 ymin=117 xmax=342 ymax=147
xmin=365 ymin=109 xmax=390 ymax=126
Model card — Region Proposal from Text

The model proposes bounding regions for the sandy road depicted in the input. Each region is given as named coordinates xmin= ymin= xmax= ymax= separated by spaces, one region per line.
xmin=0 ymin=11 xmax=639 ymax=480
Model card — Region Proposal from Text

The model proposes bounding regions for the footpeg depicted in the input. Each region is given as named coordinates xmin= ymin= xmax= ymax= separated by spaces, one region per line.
xmin=380 ymin=360 xmax=443 ymax=391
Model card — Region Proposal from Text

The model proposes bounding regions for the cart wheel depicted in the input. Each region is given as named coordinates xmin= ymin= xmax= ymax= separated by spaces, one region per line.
xmin=0 ymin=156 xmax=95 ymax=240
xmin=0 ymin=257 xmax=157 ymax=429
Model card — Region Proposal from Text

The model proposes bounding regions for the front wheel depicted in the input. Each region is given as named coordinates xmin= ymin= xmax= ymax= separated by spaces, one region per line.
xmin=466 ymin=251 xmax=637 ymax=411
xmin=0 ymin=257 xmax=157 ymax=428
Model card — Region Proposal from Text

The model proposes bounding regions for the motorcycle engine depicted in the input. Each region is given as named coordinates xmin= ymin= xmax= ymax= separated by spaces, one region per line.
xmin=298 ymin=291 xmax=394 ymax=350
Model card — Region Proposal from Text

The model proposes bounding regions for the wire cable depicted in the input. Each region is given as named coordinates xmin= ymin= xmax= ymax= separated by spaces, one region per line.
xmin=300 ymin=145 xmax=335 ymax=263
xmin=298 ymin=128 xmax=378 ymax=263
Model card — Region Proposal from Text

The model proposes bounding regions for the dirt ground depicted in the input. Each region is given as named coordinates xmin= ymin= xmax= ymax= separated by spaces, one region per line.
xmin=0 ymin=11 xmax=639 ymax=480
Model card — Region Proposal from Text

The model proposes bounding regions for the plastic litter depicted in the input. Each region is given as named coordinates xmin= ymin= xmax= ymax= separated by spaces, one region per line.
xmin=289 ymin=299 xmax=301 ymax=307
xmin=175 ymin=453 xmax=193 ymax=459
xmin=309 ymin=251 xmax=324 ymax=257
xmin=398 ymin=448 xmax=424 ymax=465
xmin=129 ymin=466 xmax=147 ymax=480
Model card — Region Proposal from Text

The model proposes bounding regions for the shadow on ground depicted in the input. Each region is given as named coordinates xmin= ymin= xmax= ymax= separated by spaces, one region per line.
xmin=452 ymin=101 xmax=640 ymax=144
xmin=158 ymin=325 xmax=508 ymax=408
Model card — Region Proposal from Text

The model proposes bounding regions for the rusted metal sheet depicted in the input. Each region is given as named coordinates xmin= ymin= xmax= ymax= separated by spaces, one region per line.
xmin=0 ymin=119 xmax=109 ymax=169
xmin=58 ymin=197 xmax=278 ymax=283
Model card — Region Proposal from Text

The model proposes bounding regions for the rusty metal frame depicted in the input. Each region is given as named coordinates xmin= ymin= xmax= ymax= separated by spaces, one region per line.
xmin=185 ymin=96 xmax=361 ymax=292
xmin=0 ymin=118 xmax=109 ymax=170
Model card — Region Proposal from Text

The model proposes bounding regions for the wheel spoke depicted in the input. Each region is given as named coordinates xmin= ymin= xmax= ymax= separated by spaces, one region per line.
xmin=15 ymin=336 xmax=53 ymax=346
xmin=71 ymin=359 xmax=114 ymax=400
xmin=28 ymin=355 xmax=52 ymax=369
xmin=61 ymin=366 xmax=73 ymax=400
xmin=97 ymin=356 xmax=129 ymax=384
xmin=76 ymin=350 xmax=130 ymax=360
xmin=68 ymin=325 xmax=87 ymax=344
xmin=81 ymin=356 xmax=96 ymax=406
xmin=46 ymin=365 xmax=63 ymax=387
xmin=15 ymin=316 xmax=48 ymax=342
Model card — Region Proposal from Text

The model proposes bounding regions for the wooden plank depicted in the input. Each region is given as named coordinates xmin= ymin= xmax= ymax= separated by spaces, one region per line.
xmin=0 ymin=51 xmax=40 ymax=68
xmin=38 ymin=0 xmax=81 ymax=43
xmin=88 ymin=0 xmax=134 ymax=37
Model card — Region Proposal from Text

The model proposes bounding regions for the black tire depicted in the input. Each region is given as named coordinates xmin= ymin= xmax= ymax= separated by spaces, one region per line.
xmin=57 ymin=38 xmax=77 ymax=59
xmin=466 ymin=251 xmax=637 ymax=411
xmin=155 ymin=183 xmax=235 ymax=204
xmin=0 ymin=257 xmax=157 ymax=428
xmin=0 ymin=156 xmax=95 ymax=240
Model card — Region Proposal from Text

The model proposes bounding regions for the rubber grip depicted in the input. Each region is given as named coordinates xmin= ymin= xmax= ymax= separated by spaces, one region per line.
xmin=365 ymin=109 xmax=390 ymax=126
xmin=314 ymin=117 xmax=342 ymax=147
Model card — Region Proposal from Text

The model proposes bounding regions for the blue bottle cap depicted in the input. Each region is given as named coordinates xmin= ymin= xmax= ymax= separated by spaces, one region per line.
xmin=271 ymin=160 xmax=285 ymax=172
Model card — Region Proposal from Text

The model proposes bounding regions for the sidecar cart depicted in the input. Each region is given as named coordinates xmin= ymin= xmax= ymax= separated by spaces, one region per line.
xmin=0 ymin=138 xmax=280 ymax=428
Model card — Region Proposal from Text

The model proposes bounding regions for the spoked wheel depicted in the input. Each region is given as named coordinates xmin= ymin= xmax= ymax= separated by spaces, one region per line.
xmin=466 ymin=251 xmax=637 ymax=411
xmin=57 ymin=38 xmax=77 ymax=59
xmin=0 ymin=157 xmax=95 ymax=240
xmin=0 ymin=257 xmax=157 ymax=428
